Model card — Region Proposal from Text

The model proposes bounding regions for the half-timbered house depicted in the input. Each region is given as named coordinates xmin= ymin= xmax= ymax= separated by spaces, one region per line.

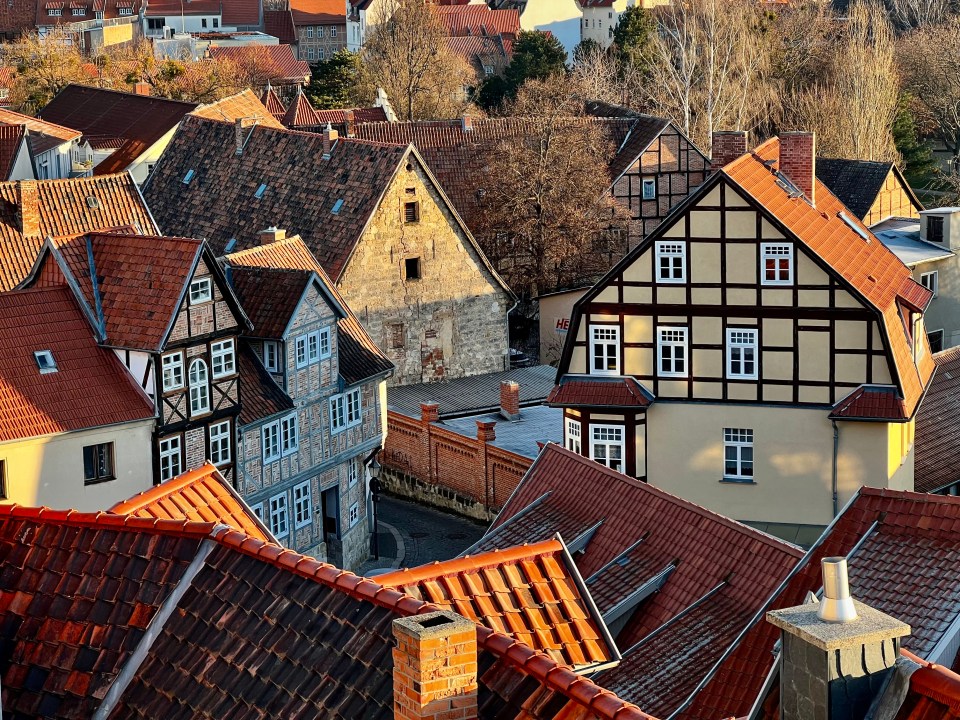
xmin=548 ymin=132 xmax=936 ymax=539
xmin=23 ymin=232 xmax=251 ymax=486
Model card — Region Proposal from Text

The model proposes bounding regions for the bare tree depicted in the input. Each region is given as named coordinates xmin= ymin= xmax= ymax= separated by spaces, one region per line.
xmin=357 ymin=0 xmax=474 ymax=120
xmin=570 ymin=43 xmax=624 ymax=106
xmin=883 ymin=0 xmax=957 ymax=31
xmin=5 ymin=29 xmax=90 ymax=114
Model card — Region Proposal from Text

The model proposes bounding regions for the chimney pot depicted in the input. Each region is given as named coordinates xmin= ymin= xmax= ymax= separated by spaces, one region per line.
xmin=819 ymin=557 xmax=857 ymax=623
xmin=710 ymin=130 xmax=748 ymax=170
xmin=779 ymin=131 xmax=816 ymax=205
xmin=500 ymin=380 xmax=520 ymax=421
xmin=322 ymin=124 xmax=339 ymax=158
xmin=258 ymin=226 xmax=286 ymax=245
xmin=476 ymin=420 xmax=496 ymax=443
xmin=133 ymin=81 xmax=150 ymax=96
xmin=235 ymin=116 xmax=256 ymax=155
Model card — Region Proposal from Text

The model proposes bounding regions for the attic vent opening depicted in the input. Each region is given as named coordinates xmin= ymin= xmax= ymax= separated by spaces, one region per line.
xmin=85 ymin=196 xmax=99 ymax=209
xmin=34 ymin=350 xmax=57 ymax=373
xmin=839 ymin=211 xmax=871 ymax=243
xmin=331 ymin=199 xmax=344 ymax=214
xmin=182 ymin=169 xmax=195 ymax=185
xmin=254 ymin=183 xmax=267 ymax=199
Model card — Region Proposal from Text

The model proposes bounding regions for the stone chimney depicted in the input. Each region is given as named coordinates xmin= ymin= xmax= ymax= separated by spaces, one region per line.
xmin=500 ymin=381 xmax=520 ymax=421
xmin=17 ymin=180 xmax=39 ymax=237
xmin=133 ymin=81 xmax=151 ymax=96
xmin=322 ymin=124 xmax=339 ymax=159
xmin=259 ymin=227 xmax=286 ymax=245
xmin=710 ymin=131 xmax=748 ymax=170
xmin=461 ymin=116 xmax=473 ymax=133
xmin=767 ymin=558 xmax=910 ymax=720
xmin=393 ymin=611 xmax=478 ymax=720
xmin=344 ymin=109 xmax=355 ymax=138
xmin=779 ymin=131 xmax=816 ymax=205
xmin=476 ymin=420 xmax=496 ymax=443
xmin=235 ymin=117 xmax=257 ymax=156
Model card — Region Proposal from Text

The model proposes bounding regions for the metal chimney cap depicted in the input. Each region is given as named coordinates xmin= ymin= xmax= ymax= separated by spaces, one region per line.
xmin=818 ymin=557 xmax=858 ymax=623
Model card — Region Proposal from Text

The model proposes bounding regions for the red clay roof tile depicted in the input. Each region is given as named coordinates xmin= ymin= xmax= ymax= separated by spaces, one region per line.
xmin=208 ymin=45 xmax=311 ymax=85
xmin=829 ymin=384 xmax=908 ymax=421
xmin=189 ymin=88 xmax=284 ymax=129
xmin=547 ymin=376 xmax=653 ymax=409
xmin=0 ymin=107 xmax=80 ymax=156
xmin=915 ymin=347 xmax=960 ymax=493
xmin=237 ymin=342 xmax=295 ymax=424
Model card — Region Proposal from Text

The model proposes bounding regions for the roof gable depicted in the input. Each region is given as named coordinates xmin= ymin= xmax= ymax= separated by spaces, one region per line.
xmin=0 ymin=107 xmax=80 ymax=156
xmin=189 ymin=88 xmax=284 ymax=129
xmin=0 ymin=124 xmax=27 ymax=179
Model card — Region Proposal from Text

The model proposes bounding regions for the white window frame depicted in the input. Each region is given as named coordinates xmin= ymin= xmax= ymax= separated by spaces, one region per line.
xmin=726 ymin=328 xmax=758 ymax=380
xmin=189 ymin=277 xmax=212 ymax=304
xmin=330 ymin=394 xmax=346 ymax=432
xmin=263 ymin=341 xmax=279 ymax=372
xmin=281 ymin=413 xmax=298 ymax=456
xmin=347 ymin=459 xmax=359 ymax=486
xmin=921 ymin=270 xmax=939 ymax=298
xmin=641 ymin=177 xmax=656 ymax=200
xmin=162 ymin=351 xmax=183 ymax=391
xmin=269 ymin=492 xmax=289 ymax=539
xmin=346 ymin=388 xmax=362 ymax=427
xmin=655 ymin=241 xmax=686 ymax=283
xmin=590 ymin=424 xmax=625 ymax=473
xmin=760 ymin=243 xmax=793 ymax=286
xmin=159 ymin=436 xmax=181 ymax=482
xmin=590 ymin=325 xmax=620 ymax=376
xmin=209 ymin=420 xmax=231 ymax=466
xmin=250 ymin=502 xmax=264 ymax=521
xmin=349 ymin=501 xmax=359 ymax=527
xmin=188 ymin=359 xmax=209 ymax=416
xmin=307 ymin=332 xmax=320 ymax=363
xmin=657 ymin=326 xmax=688 ymax=378
xmin=262 ymin=422 xmax=280 ymax=463
xmin=723 ymin=428 xmax=754 ymax=482
xmin=565 ymin=418 xmax=582 ymax=454
xmin=295 ymin=335 xmax=308 ymax=368
xmin=293 ymin=480 xmax=312 ymax=530
xmin=318 ymin=327 xmax=331 ymax=358
xmin=211 ymin=339 xmax=235 ymax=379
xmin=306 ymin=25 xmax=313 ymax=37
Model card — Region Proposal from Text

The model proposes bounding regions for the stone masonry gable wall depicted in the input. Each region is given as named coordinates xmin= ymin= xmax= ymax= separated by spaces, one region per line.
xmin=337 ymin=155 xmax=510 ymax=386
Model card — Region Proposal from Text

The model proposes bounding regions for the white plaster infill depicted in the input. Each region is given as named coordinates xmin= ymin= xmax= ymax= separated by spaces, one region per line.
xmin=767 ymin=601 xmax=911 ymax=651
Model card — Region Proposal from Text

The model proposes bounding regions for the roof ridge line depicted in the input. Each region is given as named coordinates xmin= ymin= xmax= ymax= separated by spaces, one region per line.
xmin=0 ymin=505 xmax=218 ymax=537
xmin=109 ymin=461 xmax=220 ymax=514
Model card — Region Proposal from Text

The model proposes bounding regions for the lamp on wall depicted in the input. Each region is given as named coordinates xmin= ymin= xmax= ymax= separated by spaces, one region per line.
xmin=368 ymin=455 xmax=382 ymax=560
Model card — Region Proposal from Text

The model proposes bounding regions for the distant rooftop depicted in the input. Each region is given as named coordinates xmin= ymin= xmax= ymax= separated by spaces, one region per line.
xmin=870 ymin=216 xmax=954 ymax=267
xmin=441 ymin=404 xmax=561 ymax=459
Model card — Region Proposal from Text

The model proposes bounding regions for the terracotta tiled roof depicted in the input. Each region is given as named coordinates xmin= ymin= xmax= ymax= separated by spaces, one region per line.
xmin=828 ymin=384 xmax=908 ymax=421
xmin=585 ymin=538 xmax=675 ymax=615
xmin=189 ymin=88 xmax=284 ymax=129
xmin=35 ymin=0 xmax=143 ymax=26
xmin=687 ymin=487 xmax=960 ymax=720
xmin=378 ymin=538 xmax=618 ymax=671
xmin=39 ymin=84 xmax=196 ymax=175
xmin=46 ymin=232 xmax=206 ymax=351
xmin=289 ymin=0 xmax=343 ymax=24
xmin=258 ymin=81 xmax=287 ymax=121
xmin=0 ymin=107 xmax=80 ymax=155
xmin=0 ymin=174 xmax=157 ymax=291
xmin=263 ymin=8 xmax=296 ymax=43
xmin=228 ymin=265 xmax=311 ymax=339
xmin=314 ymin=106 xmax=389 ymax=125
xmin=435 ymin=4 xmax=520 ymax=36
xmin=143 ymin=0 xmax=258 ymax=24
xmin=208 ymin=45 xmax=311 ymax=85
xmin=0 ymin=123 xmax=25 ymax=179
xmin=110 ymin=462 xmax=276 ymax=543
xmin=144 ymin=115 xmax=408 ymax=280
xmin=282 ymin=86 xmax=321 ymax=127
xmin=915 ymin=347 xmax=960 ymax=493
xmin=237 ymin=342 xmax=295 ymax=424
xmin=0 ymin=286 xmax=153 ymax=442
xmin=475 ymin=444 xmax=802 ymax=718
xmin=0 ymin=504 xmax=656 ymax=720
xmin=224 ymin=235 xmax=394 ymax=384
xmin=547 ymin=375 xmax=654 ymax=409
xmin=723 ymin=139 xmax=935 ymax=417
xmin=895 ymin=652 xmax=960 ymax=720
xmin=446 ymin=35 xmax=509 ymax=68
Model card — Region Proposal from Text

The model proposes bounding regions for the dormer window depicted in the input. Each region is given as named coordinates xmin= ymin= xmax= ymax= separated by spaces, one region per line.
xmin=34 ymin=350 xmax=57 ymax=373
xmin=48 ymin=7 xmax=61 ymax=15
xmin=72 ymin=7 xmax=85 ymax=15
xmin=117 ymin=6 xmax=131 ymax=13
xmin=189 ymin=277 xmax=212 ymax=304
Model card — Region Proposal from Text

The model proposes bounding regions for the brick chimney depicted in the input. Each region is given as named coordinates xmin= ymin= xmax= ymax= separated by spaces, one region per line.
xmin=259 ymin=227 xmax=286 ymax=245
xmin=710 ymin=131 xmax=748 ymax=170
xmin=235 ymin=117 xmax=257 ymax=156
xmin=17 ymin=180 xmax=39 ymax=237
xmin=393 ymin=611 xmax=478 ymax=720
xmin=779 ymin=131 xmax=816 ymax=205
xmin=420 ymin=402 xmax=439 ymax=424
xmin=499 ymin=381 xmax=520 ymax=421
xmin=322 ymin=124 xmax=339 ymax=159
xmin=461 ymin=116 xmax=473 ymax=132
xmin=476 ymin=420 xmax=496 ymax=443
xmin=344 ymin=109 xmax=355 ymax=138
xmin=767 ymin=558 xmax=910 ymax=720
xmin=133 ymin=81 xmax=151 ymax=96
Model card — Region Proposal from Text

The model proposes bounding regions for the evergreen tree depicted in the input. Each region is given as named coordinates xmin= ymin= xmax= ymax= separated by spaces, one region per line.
xmin=893 ymin=95 xmax=938 ymax=188
xmin=478 ymin=30 xmax=567 ymax=110
xmin=611 ymin=5 xmax=655 ymax=71
xmin=307 ymin=50 xmax=361 ymax=109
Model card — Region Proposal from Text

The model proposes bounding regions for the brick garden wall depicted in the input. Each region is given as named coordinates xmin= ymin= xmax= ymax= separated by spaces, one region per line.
xmin=381 ymin=403 xmax=532 ymax=521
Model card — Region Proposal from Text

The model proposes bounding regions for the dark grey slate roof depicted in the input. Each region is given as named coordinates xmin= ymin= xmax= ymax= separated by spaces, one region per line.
xmin=387 ymin=364 xmax=557 ymax=418
xmin=816 ymin=157 xmax=893 ymax=221
xmin=440 ymin=404 xmax=562 ymax=460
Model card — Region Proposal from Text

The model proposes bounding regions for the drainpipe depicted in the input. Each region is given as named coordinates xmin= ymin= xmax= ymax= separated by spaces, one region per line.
xmin=831 ymin=420 xmax=839 ymax=518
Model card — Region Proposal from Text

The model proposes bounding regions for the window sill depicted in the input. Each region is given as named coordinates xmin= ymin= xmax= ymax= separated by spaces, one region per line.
xmin=720 ymin=477 xmax=756 ymax=485
xmin=84 ymin=476 xmax=116 ymax=486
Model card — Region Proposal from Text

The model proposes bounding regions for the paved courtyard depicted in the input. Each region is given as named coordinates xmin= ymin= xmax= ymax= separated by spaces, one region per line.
xmin=357 ymin=493 xmax=488 ymax=576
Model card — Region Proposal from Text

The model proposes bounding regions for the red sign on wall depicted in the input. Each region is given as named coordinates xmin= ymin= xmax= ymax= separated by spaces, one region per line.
xmin=555 ymin=318 xmax=570 ymax=332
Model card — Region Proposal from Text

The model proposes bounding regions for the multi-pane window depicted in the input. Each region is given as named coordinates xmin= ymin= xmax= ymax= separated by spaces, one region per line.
xmin=211 ymin=339 xmax=235 ymax=378
xmin=723 ymin=428 xmax=754 ymax=482
xmin=921 ymin=271 xmax=939 ymax=298
xmin=83 ymin=443 xmax=114 ymax=484
xmin=189 ymin=277 xmax=212 ymax=304
xmin=262 ymin=422 xmax=280 ymax=462
xmin=189 ymin=359 xmax=209 ymax=415
xmin=590 ymin=325 xmax=620 ymax=375
xmin=346 ymin=388 xmax=362 ymax=426
xmin=293 ymin=481 xmax=312 ymax=529
xmin=296 ymin=336 xmax=308 ymax=368
xmin=307 ymin=332 xmax=319 ymax=363
xmin=727 ymin=328 xmax=758 ymax=380
xmin=760 ymin=243 xmax=793 ymax=285
xmin=641 ymin=177 xmax=656 ymax=200
xmin=160 ymin=436 xmax=181 ymax=482
xmin=281 ymin=414 xmax=298 ymax=456
xmin=590 ymin=425 xmax=624 ymax=473
xmin=318 ymin=328 xmax=331 ymax=357
xmin=263 ymin=341 xmax=279 ymax=372
xmin=306 ymin=26 xmax=313 ymax=37
xmin=269 ymin=493 xmax=289 ymax=538
xmin=162 ymin=352 xmax=183 ymax=391
xmin=209 ymin=420 xmax=231 ymax=466
xmin=330 ymin=394 xmax=346 ymax=432
xmin=565 ymin=418 xmax=582 ymax=454
xmin=347 ymin=460 xmax=359 ymax=486
xmin=349 ymin=502 xmax=359 ymax=527
xmin=297 ymin=330 xmax=330 ymax=367
xmin=657 ymin=327 xmax=687 ymax=377
xmin=655 ymin=241 xmax=686 ymax=283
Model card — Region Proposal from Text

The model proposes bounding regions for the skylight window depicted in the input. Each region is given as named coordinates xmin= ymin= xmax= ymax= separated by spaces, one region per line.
xmin=182 ymin=169 xmax=195 ymax=185
xmin=224 ymin=238 xmax=237 ymax=253
xmin=839 ymin=211 xmax=871 ymax=243
xmin=85 ymin=196 xmax=99 ymax=209
xmin=254 ymin=183 xmax=267 ymax=199
xmin=331 ymin=199 xmax=344 ymax=214
xmin=34 ymin=350 xmax=57 ymax=373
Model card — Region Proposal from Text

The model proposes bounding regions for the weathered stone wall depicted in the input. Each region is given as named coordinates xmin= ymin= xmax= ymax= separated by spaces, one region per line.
xmin=337 ymin=154 xmax=511 ymax=386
